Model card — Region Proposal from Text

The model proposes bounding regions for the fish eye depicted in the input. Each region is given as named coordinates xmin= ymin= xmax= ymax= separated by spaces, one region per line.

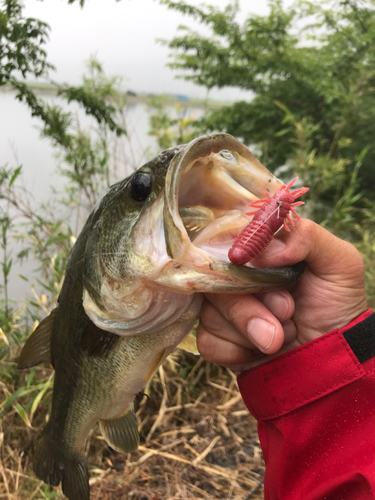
xmin=219 ymin=150 xmax=235 ymax=161
xmin=130 ymin=172 xmax=152 ymax=202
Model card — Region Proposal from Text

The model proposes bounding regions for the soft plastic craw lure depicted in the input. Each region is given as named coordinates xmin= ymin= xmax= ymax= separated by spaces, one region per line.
xmin=228 ymin=178 xmax=309 ymax=266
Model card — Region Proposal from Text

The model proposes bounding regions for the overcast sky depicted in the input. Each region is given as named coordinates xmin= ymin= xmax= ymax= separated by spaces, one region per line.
xmin=22 ymin=0 xmax=293 ymax=101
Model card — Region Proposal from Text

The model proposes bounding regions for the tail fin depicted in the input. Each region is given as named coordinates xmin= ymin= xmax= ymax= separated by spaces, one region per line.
xmin=34 ymin=425 xmax=90 ymax=500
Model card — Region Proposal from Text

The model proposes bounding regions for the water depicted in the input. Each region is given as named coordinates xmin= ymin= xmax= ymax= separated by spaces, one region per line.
xmin=0 ymin=88 xmax=203 ymax=300
xmin=0 ymin=90 xmax=160 ymax=196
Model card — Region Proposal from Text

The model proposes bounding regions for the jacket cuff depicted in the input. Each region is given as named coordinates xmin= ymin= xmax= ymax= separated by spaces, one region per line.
xmin=237 ymin=309 xmax=374 ymax=421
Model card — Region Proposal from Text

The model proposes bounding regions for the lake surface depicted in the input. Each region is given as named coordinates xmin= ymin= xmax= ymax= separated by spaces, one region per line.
xmin=0 ymin=88 xmax=203 ymax=300
xmin=0 ymin=89 xmax=164 ymax=196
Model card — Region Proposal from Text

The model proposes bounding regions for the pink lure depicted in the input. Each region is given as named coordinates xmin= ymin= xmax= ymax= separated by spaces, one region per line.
xmin=228 ymin=177 xmax=309 ymax=266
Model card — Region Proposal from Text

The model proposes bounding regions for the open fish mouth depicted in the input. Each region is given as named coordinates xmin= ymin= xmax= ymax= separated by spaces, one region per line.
xmin=164 ymin=133 xmax=283 ymax=267
xmin=83 ymin=133 xmax=304 ymax=335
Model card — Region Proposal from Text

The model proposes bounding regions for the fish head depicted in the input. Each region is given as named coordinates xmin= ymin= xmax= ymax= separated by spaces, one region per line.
xmin=82 ymin=134 xmax=304 ymax=335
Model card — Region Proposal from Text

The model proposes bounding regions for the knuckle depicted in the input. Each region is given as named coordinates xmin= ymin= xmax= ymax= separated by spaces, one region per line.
xmin=347 ymin=244 xmax=366 ymax=277
xmin=199 ymin=302 xmax=224 ymax=336
xmin=295 ymin=218 xmax=317 ymax=243
xmin=225 ymin=297 xmax=247 ymax=326
xmin=196 ymin=329 xmax=217 ymax=361
xmin=349 ymin=243 xmax=365 ymax=266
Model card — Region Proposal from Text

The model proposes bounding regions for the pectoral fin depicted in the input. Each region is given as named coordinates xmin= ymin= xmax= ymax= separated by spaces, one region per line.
xmin=177 ymin=330 xmax=199 ymax=355
xmin=99 ymin=406 xmax=140 ymax=454
xmin=18 ymin=309 xmax=57 ymax=369
xmin=80 ymin=320 xmax=119 ymax=357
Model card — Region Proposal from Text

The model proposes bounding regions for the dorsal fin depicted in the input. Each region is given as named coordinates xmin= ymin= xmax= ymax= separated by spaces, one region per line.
xmin=80 ymin=320 xmax=119 ymax=357
xmin=18 ymin=308 xmax=57 ymax=369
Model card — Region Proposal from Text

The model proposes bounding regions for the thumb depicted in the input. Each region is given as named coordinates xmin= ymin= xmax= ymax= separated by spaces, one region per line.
xmin=254 ymin=218 xmax=365 ymax=283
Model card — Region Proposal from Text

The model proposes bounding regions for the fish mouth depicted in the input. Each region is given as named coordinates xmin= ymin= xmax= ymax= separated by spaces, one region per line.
xmin=164 ymin=133 xmax=282 ymax=267
xmin=83 ymin=134 xmax=304 ymax=336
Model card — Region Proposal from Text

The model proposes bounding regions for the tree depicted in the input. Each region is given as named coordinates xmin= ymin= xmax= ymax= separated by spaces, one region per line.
xmin=160 ymin=0 xmax=375 ymax=192
xmin=0 ymin=1 xmax=129 ymax=316
xmin=0 ymin=0 xmax=125 ymax=140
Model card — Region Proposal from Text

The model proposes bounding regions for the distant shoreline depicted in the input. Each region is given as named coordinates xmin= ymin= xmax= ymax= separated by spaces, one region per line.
xmin=0 ymin=82 xmax=229 ymax=110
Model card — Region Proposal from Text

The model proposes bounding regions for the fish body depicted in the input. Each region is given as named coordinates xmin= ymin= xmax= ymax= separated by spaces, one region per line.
xmin=19 ymin=134 xmax=304 ymax=500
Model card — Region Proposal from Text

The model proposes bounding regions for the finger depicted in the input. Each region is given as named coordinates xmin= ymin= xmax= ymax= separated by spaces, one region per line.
xmin=254 ymin=218 xmax=365 ymax=280
xmin=203 ymin=293 xmax=285 ymax=354
xmin=256 ymin=290 xmax=295 ymax=322
xmin=282 ymin=319 xmax=297 ymax=344
xmin=199 ymin=300 xmax=255 ymax=349
xmin=254 ymin=218 xmax=368 ymax=331
xmin=199 ymin=298 xmax=297 ymax=352
xmin=196 ymin=326 xmax=264 ymax=369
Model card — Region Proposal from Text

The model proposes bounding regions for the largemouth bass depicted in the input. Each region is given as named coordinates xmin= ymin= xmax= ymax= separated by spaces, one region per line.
xmin=19 ymin=134 xmax=304 ymax=500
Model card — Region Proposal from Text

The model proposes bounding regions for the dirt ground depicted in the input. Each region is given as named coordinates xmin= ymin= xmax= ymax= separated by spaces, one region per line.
xmin=1 ymin=352 xmax=265 ymax=500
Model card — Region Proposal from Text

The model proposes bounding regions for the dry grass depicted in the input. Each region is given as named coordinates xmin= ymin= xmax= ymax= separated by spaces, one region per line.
xmin=1 ymin=352 xmax=265 ymax=500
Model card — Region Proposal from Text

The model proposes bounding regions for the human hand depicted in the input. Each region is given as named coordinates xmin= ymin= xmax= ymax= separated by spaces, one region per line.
xmin=196 ymin=219 xmax=368 ymax=372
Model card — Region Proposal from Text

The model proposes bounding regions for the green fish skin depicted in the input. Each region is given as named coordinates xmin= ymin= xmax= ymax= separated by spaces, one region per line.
xmin=18 ymin=134 xmax=304 ymax=500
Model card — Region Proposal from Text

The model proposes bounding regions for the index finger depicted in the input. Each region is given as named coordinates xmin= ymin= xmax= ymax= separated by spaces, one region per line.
xmin=203 ymin=292 xmax=290 ymax=353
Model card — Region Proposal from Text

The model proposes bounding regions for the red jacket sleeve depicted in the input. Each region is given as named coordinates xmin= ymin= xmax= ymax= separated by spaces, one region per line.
xmin=237 ymin=309 xmax=375 ymax=500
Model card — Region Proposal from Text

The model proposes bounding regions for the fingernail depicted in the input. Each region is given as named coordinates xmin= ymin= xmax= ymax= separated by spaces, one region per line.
xmin=247 ymin=318 xmax=275 ymax=351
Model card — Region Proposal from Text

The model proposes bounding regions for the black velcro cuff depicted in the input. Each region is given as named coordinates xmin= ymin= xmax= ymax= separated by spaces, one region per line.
xmin=343 ymin=313 xmax=375 ymax=364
